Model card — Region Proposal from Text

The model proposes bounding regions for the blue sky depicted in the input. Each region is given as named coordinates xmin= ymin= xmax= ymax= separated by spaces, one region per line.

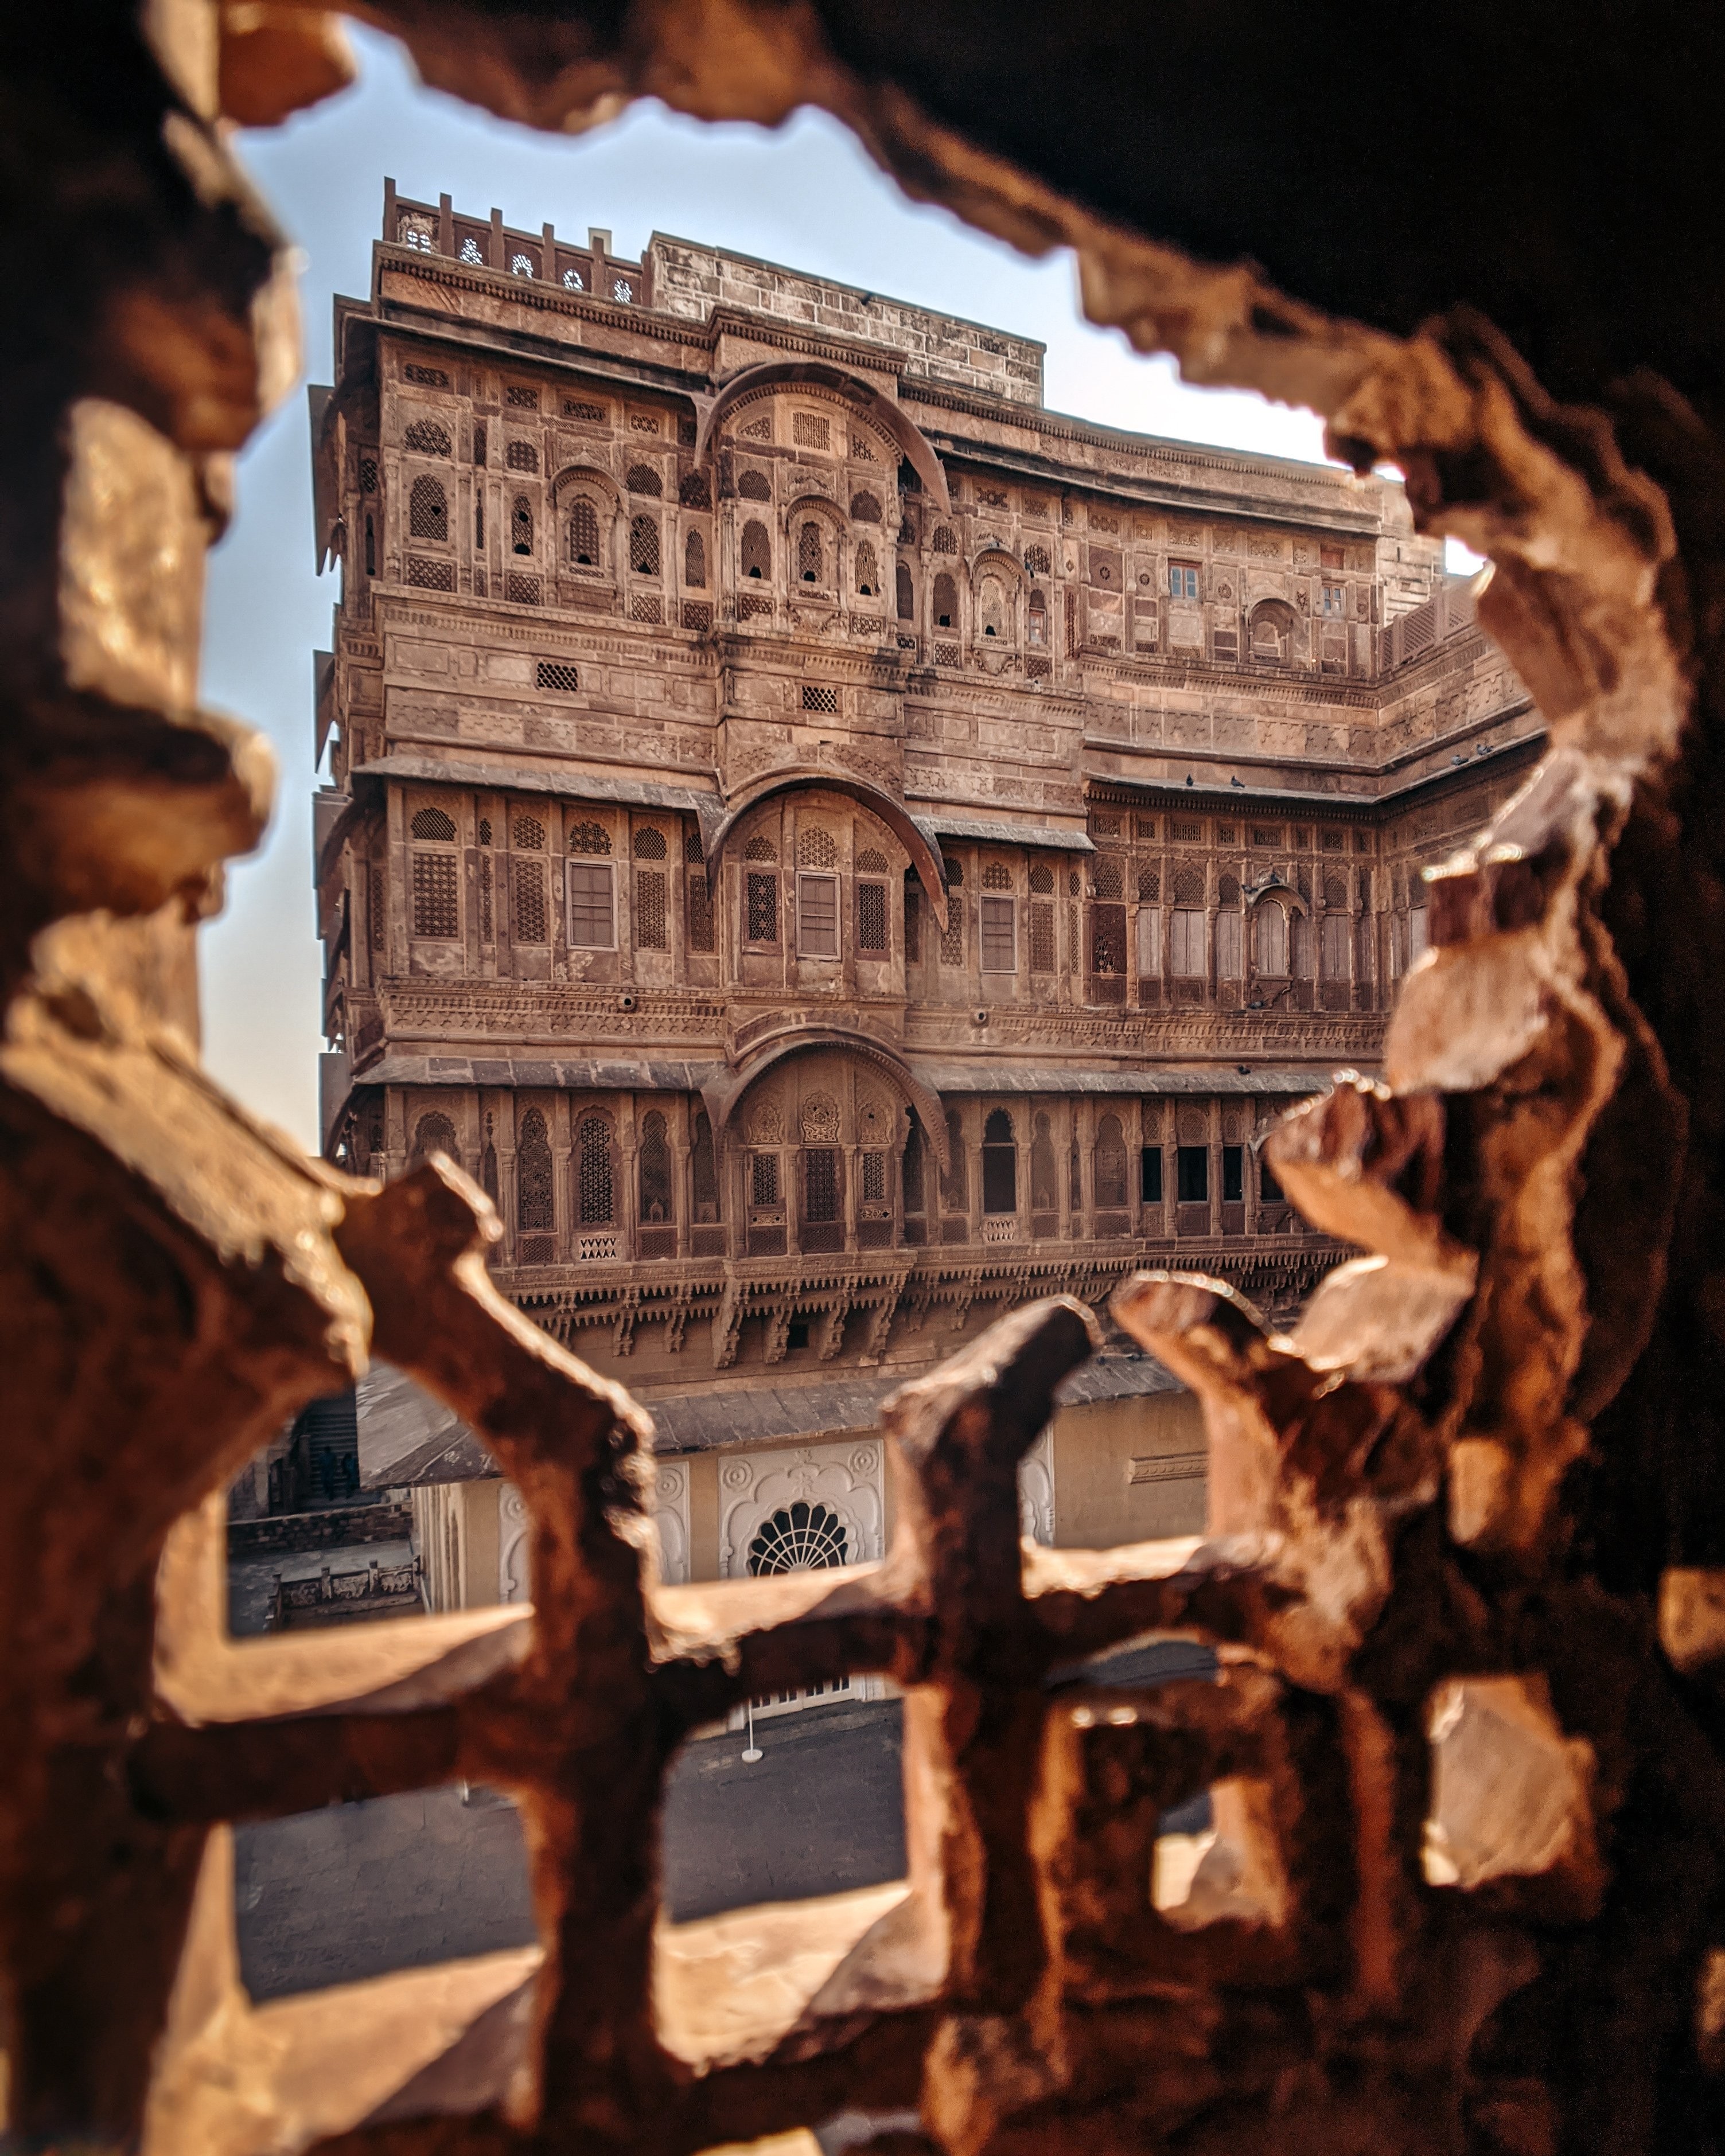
xmin=199 ymin=26 xmax=1352 ymax=1149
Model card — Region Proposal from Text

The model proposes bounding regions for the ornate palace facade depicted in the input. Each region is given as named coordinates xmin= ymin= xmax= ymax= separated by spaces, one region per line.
xmin=310 ymin=187 xmax=1535 ymax=1600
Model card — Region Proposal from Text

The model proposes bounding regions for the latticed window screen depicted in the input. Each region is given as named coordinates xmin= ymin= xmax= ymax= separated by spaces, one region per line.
xmin=980 ymin=895 xmax=1016 ymax=972
xmin=411 ymin=853 xmax=459 ymax=938
xmin=635 ymin=870 xmax=667 ymax=949
xmin=679 ymin=470 xmax=711 ymax=508
xmin=691 ymin=1111 xmax=719 ymax=1221
xmin=803 ymin=1148 xmax=840 ymax=1221
xmin=637 ymin=1112 xmax=672 ymax=1223
xmin=506 ymin=385 xmax=539 ymax=410
xmin=683 ymin=529 xmax=706 ymax=586
xmin=633 ymin=826 xmax=666 ymax=860
xmin=568 ymin=499 xmax=600 ymax=564
xmin=897 ymin=563 xmax=914 ymax=619
xmin=862 ymin=1151 xmax=887 ymax=1202
xmin=409 ymin=1112 xmax=457 ymax=1166
xmin=751 ymin=1152 xmax=780 ymax=1206
xmin=512 ymin=859 xmax=547 ymax=944
xmin=568 ymin=863 xmax=614 ymax=948
xmin=792 ymin=410 xmax=831 ymax=450
xmin=746 ymin=871 xmax=778 ymax=945
xmin=798 ymin=523 xmax=824 ymax=582
xmin=630 ymin=515 xmax=660 ymax=575
xmin=505 ymin=439 xmax=539 ymax=473
xmin=472 ymin=423 xmax=486 ymax=467
xmin=535 ymin=661 xmax=579 ymax=693
xmin=577 ymin=1116 xmax=614 ymax=1224
xmin=478 ymin=856 xmax=493 ymax=942
xmin=741 ymin=521 xmax=771 ymax=577
xmin=359 ymin=455 xmax=379 ymax=494
xmin=855 ymin=540 xmax=879 ymax=593
xmin=686 ymin=865 xmax=714 ymax=952
xmin=408 ymin=475 xmax=447 ymax=540
xmin=856 ymin=880 xmax=887 ymax=954
xmin=407 ymin=555 xmax=455 ymax=591
xmin=570 ymin=820 xmax=611 ymax=857
xmin=626 ymin=463 xmax=662 ymax=497
xmin=516 ymin=1109 xmax=554 ymax=1231
xmin=1090 ymin=903 xmax=1127 ymax=975
xmin=368 ymin=865 xmax=384 ymax=950
xmin=1029 ymin=901 xmax=1056 ymax=972
xmin=801 ymin=683 xmax=839 ymax=714
xmin=748 ymin=1500 xmax=847 ymax=1574
xmin=403 ymin=418 xmax=451 ymax=455
xmin=941 ymin=901 xmax=964 ymax=967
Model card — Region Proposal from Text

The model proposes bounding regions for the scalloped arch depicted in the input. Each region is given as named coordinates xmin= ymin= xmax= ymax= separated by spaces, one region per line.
xmin=696 ymin=361 xmax=951 ymax=513
xmin=706 ymin=768 xmax=949 ymax=930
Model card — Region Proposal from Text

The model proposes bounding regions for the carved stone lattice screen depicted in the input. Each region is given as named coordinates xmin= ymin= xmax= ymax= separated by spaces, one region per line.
xmin=9 ymin=4 xmax=1725 ymax=2153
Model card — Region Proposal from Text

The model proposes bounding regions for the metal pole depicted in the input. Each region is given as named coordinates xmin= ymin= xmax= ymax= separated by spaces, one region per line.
xmin=742 ymin=1698 xmax=762 ymax=1764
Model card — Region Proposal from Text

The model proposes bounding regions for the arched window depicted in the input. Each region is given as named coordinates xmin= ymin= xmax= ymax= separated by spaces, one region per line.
xmin=568 ymin=497 xmax=599 ymax=566
xmin=932 ymin=525 xmax=957 ymax=554
xmin=512 ymin=496 xmax=533 ymax=555
xmin=941 ymin=1110 xmax=967 ymax=1212
xmin=517 ymin=1108 xmax=554 ymax=1232
xmin=1024 ymin=542 xmax=1052 ymax=576
xmin=850 ymin=489 xmax=882 ymax=523
xmin=691 ymin=1110 xmax=719 ymax=1224
xmin=638 ymin=1110 xmax=673 ymax=1224
xmin=738 ymin=469 xmax=772 ymax=502
xmin=1095 ymin=1113 xmax=1128 ymax=1210
xmin=747 ymin=1502 xmax=848 ymax=1574
xmin=408 ymin=475 xmax=447 ymax=541
xmin=1255 ymin=900 xmax=1290 ymax=975
xmin=511 ymin=251 xmax=535 ymax=278
xmin=855 ymin=539 xmax=878 ymax=595
xmin=679 ymin=470 xmax=711 ymax=509
xmin=364 ymin=515 xmax=375 ymax=576
xmin=982 ymin=1109 xmax=1017 ymax=1215
xmin=684 ymin=528 xmax=706 ymax=586
xmin=978 ymin=574 xmax=1008 ymax=638
xmin=403 ymin=418 xmax=451 ymax=457
xmin=933 ymin=571 xmax=958 ymax=629
xmin=741 ymin=520 xmax=771 ymax=579
xmin=409 ymin=1112 xmax=457 ymax=1168
xmin=577 ymin=1114 xmax=614 ymax=1225
xmin=798 ymin=521 xmax=824 ymax=584
xmin=505 ymin=439 xmax=539 ymax=473
xmin=410 ymin=806 xmax=455 ymax=841
xmin=629 ymin=514 xmax=660 ymax=575
xmin=1031 ymin=1113 xmax=1057 ymax=1213
xmin=902 ymin=1113 xmax=927 ymax=1215
xmin=896 ymin=563 xmax=914 ymax=620
xmin=625 ymin=463 xmax=663 ymax=497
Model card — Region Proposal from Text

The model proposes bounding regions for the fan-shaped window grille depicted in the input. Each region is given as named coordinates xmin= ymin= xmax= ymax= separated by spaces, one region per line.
xmin=857 ymin=848 xmax=888 ymax=875
xmin=638 ymin=1111 xmax=672 ymax=1224
xmin=982 ymin=1110 xmax=1017 ymax=1215
xmin=896 ymin=563 xmax=914 ymax=620
xmin=1025 ymin=543 xmax=1052 ymax=575
xmin=1218 ymin=872 xmax=1241 ymax=904
xmin=933 ymin=572 xmax=957 ymax=629
xmin=458 ymin=236 xmax=483 ymax=264
xmin=404 ymin=419 xmax=451 ymax=457
xmin=685 ymin=828 xmax=705 ymax=864
xmin=408 ymin=475 xmax=447 ymax=541
xmin=625 ymin=463 xmax=662 ymax=497
xmin=683 ymin=529 xmax=706 ymax=587
xmin=562 ymin=266 xmax=586 ymax=291
xmin=1095 ymin=1114 xmax=1128 ymax=1209
xmin=1029 ymin=863 xmax=1054 ymax=896
xmin=982 ymin=861 xmax=1012 ymax=891
xmin=692 ymin=1112 xmax=719 ymax=1223
xmin=1093 ymin=857 xmax=1124 ymax=900
xmin=1324 ymin=875 xmax=1349 ymax=909
xmin=855 ymin=540 xmax=878 ymax=595
xmin=850 ymin=490 xmax=882 ymax=524
xmin=513 ymin=859 xmax=547 ymax=944
xmin=932 ymin=525 xmax=957 ymax=554
xmin=411 ymin=854 xmax=458 ymax=939
xmin=679 ymin=470 xmax=711 ymax=509
xmin=743 ymin=835 xmax=777 ymax=864
xmin=411 ymin=807 xmax=455 ymax=841
xmin=568 ymin=498 xmax=600 ymax=566
xmin=902 ymin=1115 xmax=927 ymax=1214
xmin=517 ymin=1109 xmax=554 ymax=1231
xmin=511 ymin=252 xmax=535 ymax=278
xmin=799 ymin=829 xmax=838 ymax=869
xmin=741 ymin=521 xmax=771 ymax=579
xmin=941 ymin=1111 xmax=967 ymax=1211
xmin=505 ymin=439 xmax=539 ymax=473
xmin=629 ymin=515 xmax=660 ymax=576
xmin=578 ymin=1116 xmax=614 ymax=1225
xmin=512 ymin=815 xmax=545 ymax=851
xmin=1031 ymin=1113 xmax=1057 ymax=1211
xmin=632 ymin=827 xmax=667 ymax=860
xmin=569 ymin=821 xmax=611 ymax=856
xmin=738 ymin=469 xmax=772 ymax=502
xmin=748 ymin=1502 xmax=848 ymax=1576
xmin=1138 ymin=866 xmax=1161 ymax=901
xmin=1173 ymin=863 xmax=1205 ymax=905
xmin=800 ymin=1093 xmax=840 ymax=1144
xmin=512 ymin=497 xmax=534 ymax=554
xmin=798 ymin=522 xmax=824 ymax=584
xmin=410 ymin=1112 xmax=457 ymax=1167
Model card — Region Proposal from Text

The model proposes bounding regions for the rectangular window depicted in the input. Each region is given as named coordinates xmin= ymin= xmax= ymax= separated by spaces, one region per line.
xmin=797 ymin=872 xmax=840 ymax=958
xmin=1089 ymin=902 xmax=1126 ymax=975
xmin=980 ymin=894 xmax=1016 ymax=973
xmin=634 ymin=868 xmax=667 ymax=950
xmin=1029 ymin=899 xmax=1056 ymax=973
xmin=1408 ymin=904 xmax=1430 ymax=961
xmin=745 ymin=870 xmax=779 ymax=946
xmin=1321 ymin=583 xmax=1346 ymax=615
xmin=1140 ymin=1146 xmax=1163 ymax=1203
xmin=1260 ymin=1157 xmax=1284 ymax=1203
xmin=512 ymin=858 xmax=547 ymax=944
xmin=1169 ymin=562 xmax=1200 ymax=600
xmin=567 ymin=860 xmax=615 ymax=948
xmin=410 ymin=852 xmax=459 ymax=939
xmin=1177 ymin=1146 xmax=1209 ymax=1202
xmin=1216 ymin=910 xmax=1243 ymax=980
xmin=1222 ymin=1145 xmax=1244 ymax=1203
xmin=687 ymin=870 xmax=714 ymax=952
xmin=1321 ymin=911 xmax=1350 ymax=980
xmin=804 ymin=1148 xmax=839 ymax=1221
xmin=1135 ymin=906 xmax=1161 ymax=974
xmin=1170 ymin=907 xmax=1206 ymax=976
xmin=904 ymin=883 xmax=922 ymax=962
xmin=856 ymin=880 xmax=887 ymax=954
xmin=751 ymin=1152 xmax=780 ymax=1206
